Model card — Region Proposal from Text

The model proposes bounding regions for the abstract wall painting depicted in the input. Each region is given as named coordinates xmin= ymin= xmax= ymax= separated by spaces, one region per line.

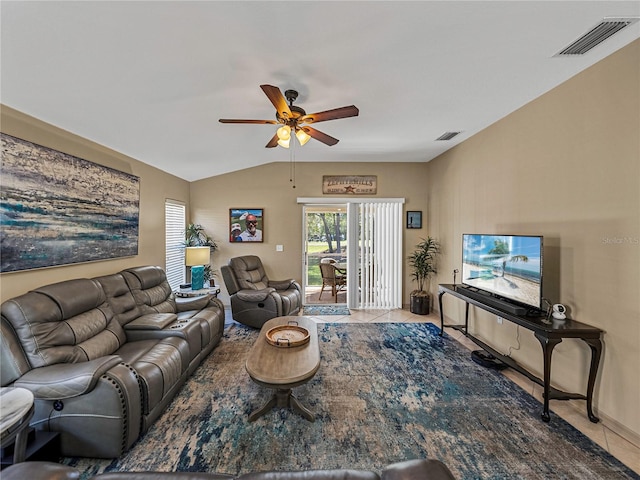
xmin=1 ymin=133 xmax=140 ymax=272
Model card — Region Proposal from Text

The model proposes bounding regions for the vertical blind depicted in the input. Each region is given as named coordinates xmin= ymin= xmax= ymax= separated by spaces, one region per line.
xmin=349 ymin=201 xmax=403 ymax=309
xmin=165 ymin=200 xmax=185 ymax=290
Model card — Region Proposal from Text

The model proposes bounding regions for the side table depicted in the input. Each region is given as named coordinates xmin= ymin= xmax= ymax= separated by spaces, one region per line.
xmin=175 ymin=286 xmax=220 ymax=298
xmin=1 ymin=387 xmax=34 ymax=464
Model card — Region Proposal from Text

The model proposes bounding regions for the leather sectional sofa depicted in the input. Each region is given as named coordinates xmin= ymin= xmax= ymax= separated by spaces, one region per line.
xmin=2 ymin=459 xmax=457 ymax=480
xmin=0 ymin=266 xmax=225 ymax=459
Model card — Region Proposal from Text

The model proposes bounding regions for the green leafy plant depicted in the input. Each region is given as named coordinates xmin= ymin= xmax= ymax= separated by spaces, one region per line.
xmin=184 ymin=224 xmax=217 ymax=283
xmin=184 ymin=224 xmax=217 ymax=249
xmin=408 ymin=236 xmax=440 ymax=296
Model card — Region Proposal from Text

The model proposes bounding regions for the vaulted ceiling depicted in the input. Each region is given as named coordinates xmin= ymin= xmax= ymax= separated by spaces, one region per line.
xmin=2 ymin=1 xmax=639 ymax=181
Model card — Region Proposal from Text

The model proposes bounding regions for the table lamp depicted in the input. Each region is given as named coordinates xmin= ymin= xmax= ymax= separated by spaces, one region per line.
xmin=185 ymin=246 xmax=210 ymax=290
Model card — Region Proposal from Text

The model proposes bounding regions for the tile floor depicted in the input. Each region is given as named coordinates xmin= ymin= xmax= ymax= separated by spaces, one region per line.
xmin=304 ymin=307 xmax=640 ymax=475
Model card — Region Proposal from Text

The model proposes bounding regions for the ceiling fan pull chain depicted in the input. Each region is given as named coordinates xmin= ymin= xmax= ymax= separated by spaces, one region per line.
xmin=290 ymin=139 xmax=296 ymax=189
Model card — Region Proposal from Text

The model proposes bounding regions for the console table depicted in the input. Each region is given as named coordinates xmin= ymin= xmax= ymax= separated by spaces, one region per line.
xmin=438 ymin=284 xmax=603 ymax=423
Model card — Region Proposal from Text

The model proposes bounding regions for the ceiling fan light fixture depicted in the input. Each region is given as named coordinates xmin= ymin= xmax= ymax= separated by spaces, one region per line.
xmin=296 ymin=128 xmax=311 ymax=146
xmin=220 ymin=85 xmax=358 ymax=149
xmin=277 ymin=125 xmax=291 ymax=141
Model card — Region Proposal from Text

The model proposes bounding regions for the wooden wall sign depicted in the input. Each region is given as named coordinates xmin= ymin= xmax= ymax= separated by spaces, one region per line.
xmin=322 ymin=175 xmax=377 ymax=195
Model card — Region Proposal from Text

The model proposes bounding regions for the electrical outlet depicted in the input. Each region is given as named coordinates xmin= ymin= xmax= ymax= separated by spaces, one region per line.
xmin=276 ymin=245 xmax=284 ymax=252
xmin=497 ymin=316 xmax=503 ymax=324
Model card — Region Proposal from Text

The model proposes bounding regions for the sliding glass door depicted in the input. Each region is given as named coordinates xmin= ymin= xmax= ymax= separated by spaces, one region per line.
xmin=299 ymin=198 xmax=404 ymax=310
xmin=302 ymin=204 xmax=348 ymax=305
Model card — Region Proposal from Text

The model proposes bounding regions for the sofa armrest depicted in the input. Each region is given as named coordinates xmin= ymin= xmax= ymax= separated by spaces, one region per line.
xmin=15 ymin=355 xmax=122 ymax=399
xmin=381 ymin=459 xmax=456 ymax=480
xmin=124 ymin=313 xmax=178 ymax=330
xmin=268 ymin=279 xmax=298 ymax=291
xmin=176 ymin=295 xmax=211 ymax=312
xmin=2 ymin=461 xmax=80 ymax=480
xmin=236 ymin=288 xmax=277 ymax=302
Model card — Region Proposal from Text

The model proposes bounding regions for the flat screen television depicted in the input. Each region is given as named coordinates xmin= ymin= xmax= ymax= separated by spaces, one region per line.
xmin=462 ymin=234 xmax=543 ymax=310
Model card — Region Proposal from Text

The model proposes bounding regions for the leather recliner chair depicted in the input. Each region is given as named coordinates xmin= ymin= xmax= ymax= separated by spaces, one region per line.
xmin=221 ymin=255 xmax=302 ymax=328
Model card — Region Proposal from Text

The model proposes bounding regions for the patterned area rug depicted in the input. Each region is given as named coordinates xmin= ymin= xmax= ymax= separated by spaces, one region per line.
xmin=65 ymin=323 xmax=637 ymax=479
xmin=302 ymin=305 xmax=350 ymax=316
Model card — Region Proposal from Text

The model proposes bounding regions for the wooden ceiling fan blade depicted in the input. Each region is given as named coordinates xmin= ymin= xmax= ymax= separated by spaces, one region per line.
xmin=265 ymin=133 xmax=279 ymax=148
xmin=218 ymin=119 xmax=277 ymax=124
xmin=300 ymin=105 xmax=359 ymax=124
xmin=301 ymin=126 xmax=339 ymax=146
xmin=260 ymin=84 xmax=292 ymax=120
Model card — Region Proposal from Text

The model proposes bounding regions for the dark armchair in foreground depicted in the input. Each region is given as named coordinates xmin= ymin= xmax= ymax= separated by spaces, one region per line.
xmin=3 ymin=458 xmax=457 ymax=480
xmin=221 ymin=255 xmax=302 ymax=328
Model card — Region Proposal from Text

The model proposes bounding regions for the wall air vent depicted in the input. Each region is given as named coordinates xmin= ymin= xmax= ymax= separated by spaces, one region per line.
xmin=436 ymin=131 xmax=461 ymax=141
xmin=555 ymin=17 xmax=639 ymax=56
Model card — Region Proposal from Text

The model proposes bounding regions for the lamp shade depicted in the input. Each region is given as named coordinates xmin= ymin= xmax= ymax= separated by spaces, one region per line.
xmin=185 ymin=246 xmax=210 ymax=267
xmin=277 ymin=138 xmax=290 ymax=148
xmin=277 ymin=125 xmax=291 ymax=140
xmin=296 ymin=128 xmax=311 ymax=146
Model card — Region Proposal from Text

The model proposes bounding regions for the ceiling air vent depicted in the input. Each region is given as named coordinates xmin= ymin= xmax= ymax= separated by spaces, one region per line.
xmin=555 ymin=17 xmax=639 ymax=56
xmin=436 ymin=131 xmax=461 ymax=141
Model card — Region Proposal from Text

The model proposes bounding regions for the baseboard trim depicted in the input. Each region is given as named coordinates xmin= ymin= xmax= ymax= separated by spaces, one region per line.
xmin=598 ymin=411 xmax=640 ymax=449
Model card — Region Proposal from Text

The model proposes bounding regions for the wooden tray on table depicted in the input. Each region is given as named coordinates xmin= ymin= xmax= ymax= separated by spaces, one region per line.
xmin=265 ymin=323 xmax=310 ymax=348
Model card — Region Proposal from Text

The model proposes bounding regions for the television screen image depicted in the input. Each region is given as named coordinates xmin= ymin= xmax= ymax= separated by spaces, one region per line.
xmin=462 ymin=234 xmax=543 ymax=309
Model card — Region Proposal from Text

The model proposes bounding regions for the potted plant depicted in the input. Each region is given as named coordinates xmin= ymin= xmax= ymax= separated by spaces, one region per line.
xmin=184 ymin=224 xmax=218 ymax=286
xmin=408 ymin=236 xmax=440 ymax=315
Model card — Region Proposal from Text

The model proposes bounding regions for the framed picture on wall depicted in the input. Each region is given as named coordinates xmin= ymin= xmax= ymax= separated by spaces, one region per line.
xmin=229 ymin=208 xmax=264 ymax=242
xmin=1 ymin=133 xmax=140 ymax=272
xmin=406 ymin=211 xmax=422 ymax=229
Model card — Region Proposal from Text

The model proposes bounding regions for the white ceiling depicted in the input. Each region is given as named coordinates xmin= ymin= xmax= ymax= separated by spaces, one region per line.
xmin=2 ymin=1 xmax=639 ymax=182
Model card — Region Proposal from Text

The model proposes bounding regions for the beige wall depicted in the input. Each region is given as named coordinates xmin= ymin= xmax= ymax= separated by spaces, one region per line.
xmin=0 ymin=106 xmax=191 ymax=301
xmin=190 ymin=161 xmax=430 ymax=306
xmin=426 ymin=40 xmax=640 ymax=441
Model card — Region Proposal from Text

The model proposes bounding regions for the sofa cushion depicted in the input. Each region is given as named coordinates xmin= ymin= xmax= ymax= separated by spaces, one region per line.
xmin=1 ymin=279 xmax=126 ymax=368
xmin=229 ymin=256 xmax=269 ymax=290
xmin=116 ymin=337 xmax=189 ymax=414
xmin=122 ymin=266 xmax=177 ymax=314
xmin=95 ymin=273 xmax=143 ymax=326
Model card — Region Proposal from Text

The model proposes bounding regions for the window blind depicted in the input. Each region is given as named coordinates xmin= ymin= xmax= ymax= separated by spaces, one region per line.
xmin=165 ymin=200 xmax=186 ymax=290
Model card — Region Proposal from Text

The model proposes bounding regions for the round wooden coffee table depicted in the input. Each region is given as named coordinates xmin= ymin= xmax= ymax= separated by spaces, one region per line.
xmin=245 ymin=316 xmax=320 ymax=422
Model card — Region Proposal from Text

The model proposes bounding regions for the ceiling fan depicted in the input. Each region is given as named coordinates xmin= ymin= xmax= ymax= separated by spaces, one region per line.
xmin=219 ymin=85 xmax=359 ymax=148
